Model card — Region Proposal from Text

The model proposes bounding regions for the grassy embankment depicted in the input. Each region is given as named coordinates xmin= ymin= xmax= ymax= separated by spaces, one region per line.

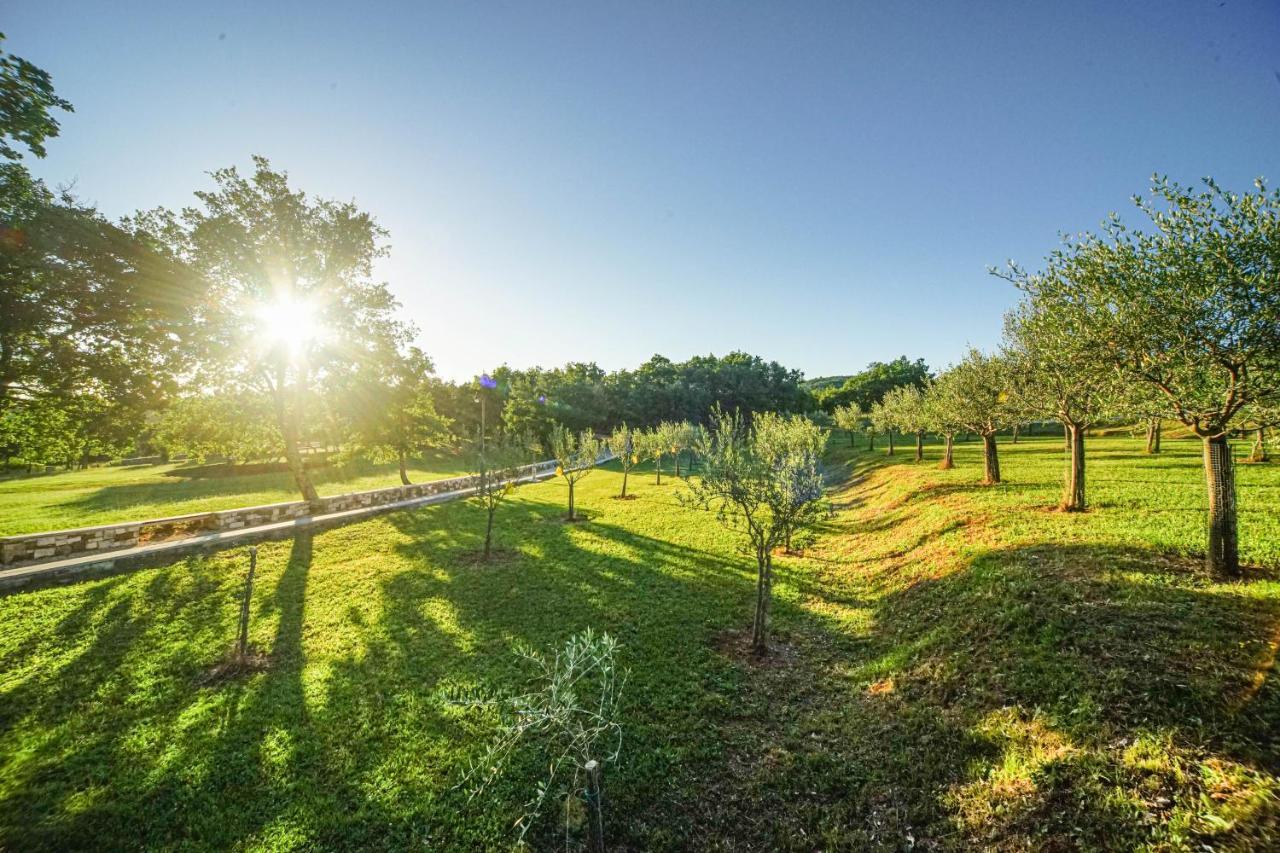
xmin=1 ymin=434 xmax=1277 ymax=849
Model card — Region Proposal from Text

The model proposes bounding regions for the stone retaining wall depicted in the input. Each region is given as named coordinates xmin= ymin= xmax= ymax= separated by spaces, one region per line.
xmin=1 ymin=460 xmax=560 ymax=567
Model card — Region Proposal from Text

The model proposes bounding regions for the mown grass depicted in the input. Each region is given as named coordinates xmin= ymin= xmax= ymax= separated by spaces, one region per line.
xmin=1 ymin=435 xmax=1277 ymax=850
xmin=0 ymin=450 xmax=469 ymax=536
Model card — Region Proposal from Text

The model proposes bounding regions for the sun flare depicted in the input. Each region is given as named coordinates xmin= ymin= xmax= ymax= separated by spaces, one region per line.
xmin=254 ymin=295 xmax=325 ymax=354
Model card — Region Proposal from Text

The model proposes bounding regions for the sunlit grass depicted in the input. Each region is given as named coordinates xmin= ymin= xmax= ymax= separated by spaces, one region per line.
xmin=0 ymin=450 xmax=469 ymax=535
xmin=1 ymin=435 xmax=1278 ymax=849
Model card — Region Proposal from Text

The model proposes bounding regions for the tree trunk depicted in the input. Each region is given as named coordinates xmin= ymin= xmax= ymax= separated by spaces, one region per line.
xmin=1144 ymin=418 xmax=1162 ymax=454
xmin=567 ymin=480 xmax=576 ymax=520
xmin=867 ymin=433 xmax=875 ymax=451
xmin=1012 ymin=424 xmax=1020 ymax=444
xmin=1249 ymin=427 xmax=1269 ymax=463
xmin=675 ymin=454 xmax=681 ymax=478
xmin=655 ymin=459 xmax=662 ymax=485
xmin=914 ymin=431 xmax=924 ymax=462
xmin=273 ymin=364 xmax=320 ymax=505
xmin=1204 ymin=435 xmax=1239 ymax=577
xmin=398 ymin=450 xmax=411 ymax=486
xmin=940 ymin=434 xmax=954 ymax=469
xmin=982 ymin=432 xmax=1001 ymax=485
xmin=886 ymin=431 xmax=895 ymax=455
xmin=750 ymin=546 xmax=772 ymax=655
xmin=1061 ymin=423 xmax=1086 ymax=512
xmin=848 ymin=430 xmax=856 ymax=447
xmin=484 ymin=503 xmax=495 ymax=558
xmin=620 ymin=467 xmax=628 ymax=498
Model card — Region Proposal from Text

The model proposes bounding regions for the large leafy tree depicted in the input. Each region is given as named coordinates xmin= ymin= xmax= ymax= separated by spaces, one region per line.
xmin=1 ymin=166 xmax=194 ymax=428
xmin=1031 ymin=177 xmax=1280 ymax=576
xmin=814 ymin=356 xmax=930 ymax=412
xmin=155 ymin=391 xmax=282 ymax=464
xmin=346 ymin=346 xmax=450 ymax=485
xmin=133 ymin=157 xmax=409 ymax=504
xmin=0 ymin=33 xmax=73 ymax=161
xmin=683 ymin=409 xmax=826 ymax=655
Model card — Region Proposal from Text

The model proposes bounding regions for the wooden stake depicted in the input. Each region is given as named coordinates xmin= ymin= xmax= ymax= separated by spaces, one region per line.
xmin=236 ymin=547 xmax=258 ymax=659
xmin=584 ymin=759 xmax=604 ymax=853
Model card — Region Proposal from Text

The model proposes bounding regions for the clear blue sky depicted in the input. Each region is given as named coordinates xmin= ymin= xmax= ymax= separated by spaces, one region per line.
xmin=9 ymin=1 xmax=1280 ymax=381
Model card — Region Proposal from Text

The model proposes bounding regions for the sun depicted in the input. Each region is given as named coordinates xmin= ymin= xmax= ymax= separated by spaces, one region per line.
xmin=253 ymin=295 xmax=325 ymax=355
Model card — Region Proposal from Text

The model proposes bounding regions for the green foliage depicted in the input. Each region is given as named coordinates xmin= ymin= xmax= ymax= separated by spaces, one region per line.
xmin=465 ymin=434 xmax=532 ymax=558
xmin=344 ymin=347 xmax=450 ymax=483
xmin=448 ymin=628 xmax=626 ymax=846
xmin=813 ymin=356 xmax=930 ymax=412
xmin=931 ymin=349 xmax=1017 ymax=437
xmin=155 ymin=392 xmax=282 ymax=464
xmin=0 ymin=33 xmax=73 ymax=161
xmin=879 ymin=385 xmax=928 ymax=436
xmin=684 ymin=408 xmax=826 ymax=652
xmin=1001 ymin=175 xmax=1280 ymax=439
xmin=0 ymin=163 xmax=193 ymax=462
xmin=1 ymin=439 xmax=1279 ymax=849
xmin=131 ymin=157 xmax=411 ymax=501
xmin=831 ymin=403 xmax=865 ymax=446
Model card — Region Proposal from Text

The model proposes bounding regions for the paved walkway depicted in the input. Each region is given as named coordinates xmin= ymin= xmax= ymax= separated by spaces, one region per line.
xmin=0 ymin=465 xmax=566 ymax=591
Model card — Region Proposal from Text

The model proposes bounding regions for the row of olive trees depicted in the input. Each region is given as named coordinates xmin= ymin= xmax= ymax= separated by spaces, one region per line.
xmin=606 ymin=421 xmax=699 ymax=497
xmin=996 ymin=176 xmax=1280 ymax=577
xmin=858 ymin=176 xmax=1279 ymax=579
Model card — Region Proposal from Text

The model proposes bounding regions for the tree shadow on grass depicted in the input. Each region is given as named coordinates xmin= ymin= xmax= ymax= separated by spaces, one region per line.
xmin=753 ymin=541 xmax=1280 ymax=850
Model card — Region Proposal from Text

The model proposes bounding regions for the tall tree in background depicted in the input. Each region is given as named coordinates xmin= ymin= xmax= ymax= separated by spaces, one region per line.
xmin=347 ymin=346 xmax=449 ymax=485
xmin=133 ymin=157 xmax=408 ymax=504
xmin=1036 ymin=177 xmax=1280 ymax=576
xmin=813 ymin=356 xmax=930 ymax=412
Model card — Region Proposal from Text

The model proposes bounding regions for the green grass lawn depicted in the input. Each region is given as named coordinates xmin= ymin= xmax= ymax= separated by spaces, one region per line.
xmin=1 ymin=435 xmax=1278 ymax=849
xmin=0 ymin=451 xmax=470 ymax=536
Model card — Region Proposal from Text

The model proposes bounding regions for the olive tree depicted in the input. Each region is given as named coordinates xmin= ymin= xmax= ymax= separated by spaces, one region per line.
xmin=467 ymin=435 xmax=531 ymax=560
xmin=607 ymin=423 xmax=640 ymax=498
xmin=1030 ymin=177 xmax=1280 ymax=576
xmin=882 ymin=385 xmax=929 ymax=462
xmin=998 ymin=295 xmax=1119 ymax=511
xmin=671 ymin=421 xmax=698 ymax=477
xmin=641 ymin=421 xmax=679 ymax=485
xmin=683 ymin=409 xmax=825 ymax=655
xmin=932 ymin=349 xmax=1016 ymax=485
xmin=832 ymin=403 xmax=864 ymax=448
xmin=922 ymin=383 xmax=963 ymax=469
xmin=869 ymin=400 xmax=897 ymax=456
xmin=550 ymin=424 xmax=602 ymax=521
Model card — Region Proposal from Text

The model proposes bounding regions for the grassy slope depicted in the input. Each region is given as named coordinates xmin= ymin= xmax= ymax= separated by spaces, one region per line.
xmin=0 ymin=451 xmax=469 ymax=536
xmin=1 ymin=436 xmax=1277 ymax=850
